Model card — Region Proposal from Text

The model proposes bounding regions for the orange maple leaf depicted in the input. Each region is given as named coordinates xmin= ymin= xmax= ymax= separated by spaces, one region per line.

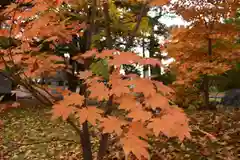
xmin=109 ymin=52 xmax=141 ymax=67
xmin=120 ymin=134 xmax=149 ymax=160
xmin=13 ymin=54 xmax=23 ymax=64
xmin=109 ymin=73 xmax=130 ymax=97
xmin=152 ymin=80 xmax=175 ymax=95
xmin=0 ymin=29 xmax=9 ymax=37
xmin=149 ymin=0 xmax=170 ymax=6
xmin=145 ymin=94 xmax=170 ymax=110
xmin=118 ymin=95 xmax=139 ymax=111
xmin=100 ymin=116 xmax=127 ymax=136
xmin=127 ymin=108 xmax=152 ymax=122
xmin=77 ymin=106 xmax=104 ymax=125
xmin=128 ymin=121 xmax=152 ymax=139
xmin=148 ymin=107 xmax=191 ymax=141
xmin=0 ymin=63 xmax=5 ymax=70
xmin=130 ymin=78 xmax=156 ymax=97
xmin=51 ymin=103 xmax=75 ymax=121
xmin=30 ymin=60 xmax=39 ymax=73
xmin=77 ymin=70 xmax=93 ymax=80
xmin=88 ymin=82 xmax=109 ymax=101
xmin=95 ymin=49 xmax=118 ymax=59
xmin=139 ymin=57 xmax=162 ymax=67
xmin=81 ymin=49 xmax=98 ymax=59
xmin=110 ymin=85 xmax=130 ymax=97
xmin=63 ymin=93 xmax=85 ymax=106
xmin=11 ymin=102 xmax=20 ymax=108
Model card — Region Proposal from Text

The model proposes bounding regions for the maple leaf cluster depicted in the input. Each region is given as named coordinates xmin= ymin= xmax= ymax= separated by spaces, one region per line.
xmin=0 ymin=0 xmax=86 ymax=77
xmin=51 ymin=49 xmax=191 ymax=159
xmin=0 ymin=49 xmax=66 ymax=77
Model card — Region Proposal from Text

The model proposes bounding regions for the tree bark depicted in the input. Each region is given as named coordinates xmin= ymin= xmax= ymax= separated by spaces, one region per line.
xmin=203 ymin=75 xmax=209 ymax=108
xmin=96 ymin=2 xmax=113 ymax=159
xmin=78 ymin=0 xmax=98 ymax=159
xmin=124 ymin=3 xmax=148 ymax=51
xmin=203 ymin=38 xmax=212 ymax=108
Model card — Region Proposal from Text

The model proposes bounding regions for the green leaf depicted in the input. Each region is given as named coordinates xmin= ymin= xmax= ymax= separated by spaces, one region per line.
xmin=139 ymin=17 xmax=152 ymax=34
xmin=236 ymin=63 xmax=240 ymax=70
xmin=90 ymin=59 xmax=109 ymax=80
xmin=109 ymin=0 xmax=120 ymax=23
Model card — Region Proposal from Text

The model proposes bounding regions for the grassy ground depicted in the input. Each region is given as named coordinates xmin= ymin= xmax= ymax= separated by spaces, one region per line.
xmin=0 ymin=102 xmax=240 ymax=160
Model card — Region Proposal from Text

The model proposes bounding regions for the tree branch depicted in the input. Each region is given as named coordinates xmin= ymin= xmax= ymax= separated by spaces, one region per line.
xmin=85 ymin=0 xmax=97 ymax=50
xmin=97 ymin=95 xmax=113 ymax=160
xmin=103 ymin=1 xmax=112 ymax=49
xmin=124 ymin=3 xmax=148 ymax=51
xmin=67 ymin=118 xmax=82 ymax=135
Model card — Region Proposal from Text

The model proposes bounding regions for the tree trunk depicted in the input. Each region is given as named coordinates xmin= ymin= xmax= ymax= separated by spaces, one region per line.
xmin=80 ymin=121 xmax=93 ymax=160
xmin=203 ymin=75 xmax=209 ymax=108
xmin=203 ymin=38 xmax=212 ymax=108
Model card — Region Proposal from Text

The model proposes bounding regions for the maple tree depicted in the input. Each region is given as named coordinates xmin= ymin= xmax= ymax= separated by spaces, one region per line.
xmin=0 ymin=0 xmax=192 ymax=159
xmin=165 ymin=0 xmax=240 ymax=108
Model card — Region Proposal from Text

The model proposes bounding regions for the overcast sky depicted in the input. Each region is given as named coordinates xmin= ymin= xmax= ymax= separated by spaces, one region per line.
xmin=159 ymin=15 xmax=187 ymax=27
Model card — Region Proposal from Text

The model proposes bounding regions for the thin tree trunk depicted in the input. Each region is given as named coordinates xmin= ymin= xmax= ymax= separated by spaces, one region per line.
xmin=103 ymin=2 xmax=112 ymax=49
xmin=78 ymin=0 xmax=98 ymax=158
xmin=203 ymin=38 xmax=212 ymax=108
xmin=97 ymin=96 xmax=113 ymax=160
xmin=142 ymin=37 xmax=147 ymax=78
xmin=80 ymin=121 xmax=93 ymax=160
xmin=124 ymin=3 xmax=147 ymax=51
xmin=97 ymin=2 xmax=113 ymax=159
xmin=97 ymin=3 xmax=148 ymax=159
xmin=203 ymin=75 xmax=209 ymax=107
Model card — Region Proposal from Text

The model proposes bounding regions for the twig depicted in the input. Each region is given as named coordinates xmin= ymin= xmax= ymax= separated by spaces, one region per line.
xmin=67 ymin=118 xmax=82 ymax=135
xmin=192 ymin=125 xmax=217 ymax=141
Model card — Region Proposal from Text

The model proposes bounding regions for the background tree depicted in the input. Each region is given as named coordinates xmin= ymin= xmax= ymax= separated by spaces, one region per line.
xmin=166 ymin=0 xmax=240 ymax=108
xmin=210 ymin=9 xmax=240 ymax=92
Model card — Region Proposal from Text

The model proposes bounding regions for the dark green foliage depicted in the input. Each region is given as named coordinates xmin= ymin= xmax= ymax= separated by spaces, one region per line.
xmin=152 ymin=70 xmax=176 ymax=85
xmin=209 ymin=63 xmax=240 ymax=92
xmin=0 ymin=37 xmax=20 ymax=49
xmin=122 ymin=64 xmax=141 ymax=76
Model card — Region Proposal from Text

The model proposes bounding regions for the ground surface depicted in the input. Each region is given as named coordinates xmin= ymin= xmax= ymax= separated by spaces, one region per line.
xmin=0 ymin=102 xmax=239 ymax=160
